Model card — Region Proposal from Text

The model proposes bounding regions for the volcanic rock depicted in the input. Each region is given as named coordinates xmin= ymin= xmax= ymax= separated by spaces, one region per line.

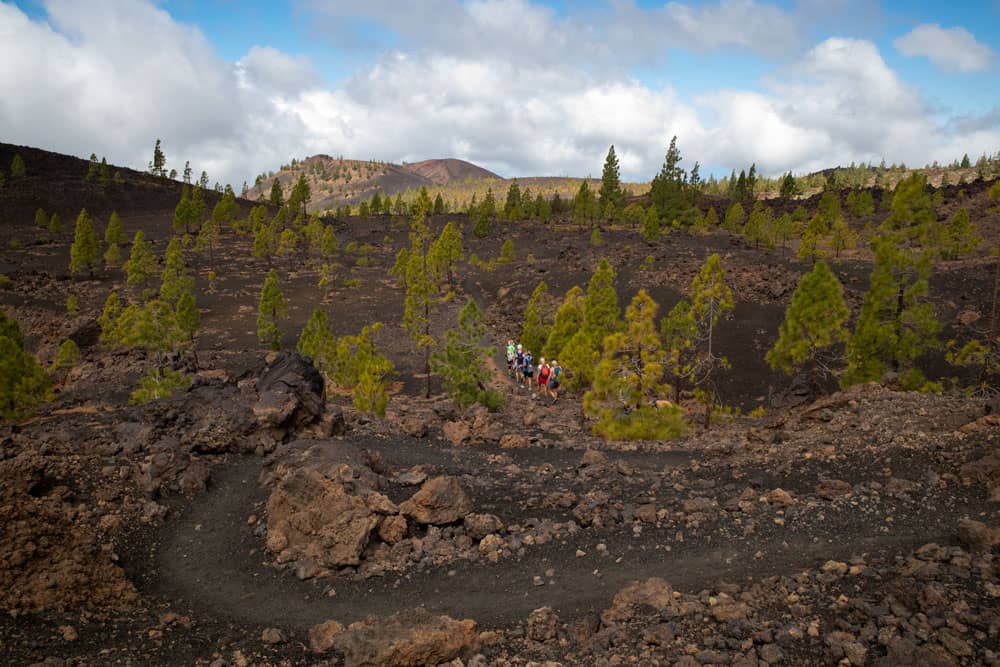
xmin=332 ymin=608 xmax=479 ymax=667
xmin=400 ymin=476 xmax=471 ymax=525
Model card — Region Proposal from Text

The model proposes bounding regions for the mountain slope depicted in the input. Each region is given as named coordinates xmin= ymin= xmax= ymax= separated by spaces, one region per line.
xmin=246 ymin=155 xmax=502 ymax=211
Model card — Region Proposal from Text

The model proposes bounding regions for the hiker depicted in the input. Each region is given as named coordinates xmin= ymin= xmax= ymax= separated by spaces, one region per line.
xmin=505 ymin=340 xmax=516 ymax=376
xmin=521 ymin=350 xmax=534 ymax=391
xmin=514 ymin=344 xmax=525 ymax=385
xmin=548 ymin=360 xmax=561 ymax=402
xmin=537 ymin=358 xmax=551 ymax=398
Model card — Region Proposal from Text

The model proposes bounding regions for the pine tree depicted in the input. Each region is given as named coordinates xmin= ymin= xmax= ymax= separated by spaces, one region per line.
xmin=428 ymin=221 xmax=464 ymax=285
xmin=650 ymin=136 xmax=694 ymax=225
xmin=402 ymin=210 xmax=448 ymax=397
xmin=942 ymin=207 xmax=980 ymax=260
xmin=69 ymin=209 xmax=101 ymax=278
xmin=159 ymin=237 xmax=194 ymax=305
xmin=257 ymin=269 xmax=287 ymax=351
xmin=843 ymin=174 xmax=941 ymax=388
xmin=34 ymin=207 xmax=47 ymax=229
xmin=598 ymin=145 xmax=624 ymax=211
xmin=182 ymin=161 xmax=192 ymax=184
xmin=124 ymin=230 xmax=158 ymax=295
xmin=723 ymin=202 xmax=745 ymax=232
xmin=583 ymin=258 xmax=622 ymax=345
xmin=49 ymin=339 xmax=81 ymax=375
xmin=252 ymin=211 xmax=278 ymax=268
xmin=688 ymin=254 xmax=734 ymax=427
xmin=174 ymin=289 xmax=200 ymax=350
xmin=98 ymin=291 xmax=122 ymax=343
xmin=86 ymin=154 xmax=99 ymax=182
xmin=498 ymin=238 xmax=515 ymax=263
xmin=10 ymin=154 xmax=26 ymax=179
xmin=573 ymin=180 xmax=597 ymax=225
xmin=521 ymin=281 xmax=553 ymax=356
xmin=584 ymin=290 xmax=685 ymax=440
xmin=0 ymin=309 xmax=51 ymax=421
xmin=779 ymin=172 xmax=798 ymax=199
xmin=660 ymin=298 xmax=697 ymax=402
xmin=433 ymin=193 xmax=445 ymax=215
xmin=321 ymin=225 xmax=338 ymax=258
xmin=766 ymin=261 xmax=849 ymax=386
xmin=642 ymin=205 xmax=660 ymax=242
xmin=829 ymin=215 xmax=858 ymax=258
xmin=432 ymin=299 xmax=504 ymax=410
xmin=150 ymin=139 xmax=165 ymax=177
xmin=287 ymin=173 xmax=311 ymax=216
xmin=704 ymin=207 xmax=719 ymax=230
xmin=297 ymin=307 xmax=335 ymax=376
xmin=504 ymin=179 xmax=522 ymax=218
xmin=48 ymin=213 xmax=61 ymax=234
xmin=103 ymin=211 xmax=124 ymax=268
xmin=797 ymin=214 xmax=827 ymax=262
xmin=543 ymin=286 xmax=585 ymax=359
xmin=269 ymin=178 xmax=284 ymax=207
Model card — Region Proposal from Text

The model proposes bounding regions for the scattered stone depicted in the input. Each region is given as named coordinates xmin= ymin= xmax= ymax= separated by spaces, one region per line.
xmin=957 ymin=518 xmax=998 ymax=553
xmin=332 ymin=608 xmax=478 ymax=667
xmin=526 ymin=607 xmax=559 ymax=642
xmin=378 ymin=515 xmax=408 ymax=545
xmin=260 ymin=627 xmax=285 ymax=644
xmin=308 ymin=620 xmax=344 ymax=654
xmin=815 ymin=478 xmax=852 ymax=499
xmin=499 ymin=434 xmax=530 ymax=449
xmin=766 ymin=488 xmax=796 ymax=507
xmin=400 ymin=476 xmax=472 ymax=525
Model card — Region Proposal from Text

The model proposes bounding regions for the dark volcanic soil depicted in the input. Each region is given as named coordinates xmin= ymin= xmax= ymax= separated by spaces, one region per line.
xmin=1 ymin=144 xmax=998 ymax=666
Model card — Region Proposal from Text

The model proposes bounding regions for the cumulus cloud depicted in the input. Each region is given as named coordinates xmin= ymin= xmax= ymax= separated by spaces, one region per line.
xmin=0 ymin=0 xmax=997 ymax=189
xmin=894 ymin=24 xmax=995 ymax=73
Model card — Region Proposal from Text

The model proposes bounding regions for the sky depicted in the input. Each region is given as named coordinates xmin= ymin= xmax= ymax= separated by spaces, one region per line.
xmin=1 ymin=0 xmax=999 ymax=188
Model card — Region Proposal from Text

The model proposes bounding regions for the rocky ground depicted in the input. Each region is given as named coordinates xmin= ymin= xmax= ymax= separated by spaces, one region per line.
xmin=0 ymin=148 xmax=998 ymax=665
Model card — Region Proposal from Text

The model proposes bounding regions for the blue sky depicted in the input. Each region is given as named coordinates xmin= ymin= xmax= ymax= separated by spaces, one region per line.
xmin=2 ymin=0 xmax=998 ymax=184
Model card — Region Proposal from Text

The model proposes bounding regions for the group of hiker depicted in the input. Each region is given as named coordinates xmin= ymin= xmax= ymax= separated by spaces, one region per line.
xmin=504 ymin=340 xmax=562 ymax=400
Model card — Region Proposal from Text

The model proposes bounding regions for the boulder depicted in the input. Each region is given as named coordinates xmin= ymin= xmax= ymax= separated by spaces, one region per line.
xmin=308 ymin=620 xmax=344 ymax=654
xmin=766 ymin=488 xmax=796 ymax=507
xmin=252 ymin=352 xmax=325 ymax=430
xmin=442 ymin=421 xmax=471 ymax=447
xmin=378 ymin=515 xmax=407 ymax=545
xmin=815 ymin=478 xmax=852 ymax=500
xmin=332 ymin=608 xmax=479 ymax=667
xmin=464 ymin=513 xmax=503 ymax=540
xmin=526 ymin=607 xmax=560 ymax=642
xmin=601 ymin=578 xmax=677 ymax=625
xmin=957 ymin=518 xmax=998 ymax=553
xmin=499 ymin=434 xmax=530 ymax=449
xmin=265 ymin=467 xmax=378 ymax=567
xmin=400 ymin=476 xmax=471 ymax=525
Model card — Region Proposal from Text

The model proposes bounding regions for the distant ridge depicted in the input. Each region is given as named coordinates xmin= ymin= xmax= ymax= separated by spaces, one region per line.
xmin=247 ymin=155 xmax=502 ymax=211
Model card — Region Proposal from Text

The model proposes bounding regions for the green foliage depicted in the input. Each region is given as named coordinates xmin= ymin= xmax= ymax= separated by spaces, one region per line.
xmin=521 ymin=281 xmax=553 ymax=356
xmin=766 ymin=261 xmax=849 ymax=383
xmin=847 ymin=190 xmax=875 ymax=218
xmin=257 ymin=269 xmax=287 ymax=351
xmin=130 ymin=368 xmax=190 ymax=405
xmin=98 ymin=291 xmax=122 ymax=342
xmin=640 ymin=204 xmax=660 ymax=242
xmin=572 ymin=179 xmax=598 ymax=224
xmin=779 ymin=172 xmax=798 ymax=199
xmin=582 ymin=258 xmax=622 ymax=346
xmin=48 ymin=213 xmax=62 ymax=234
xmin=829 ymin=216 xmax=858 ymax=258
xmin=498 ymin=238 xmax=515 ymax=263
xmin=584 ymin=290 xmax=686 ymax=440
xmin=598 ymin=145 xmax=624 ymax=211
xmin=940 ymin=208 xmax=979 ymax=260
xmin=34 ymin=207 xmax=47 ymax=229
xmin=277 ymin=228 xmax=298 ymax=260
xmin=504 ymin=179 xmax=522 ymax=218
xmin=104 ymin=211 xmax=124 ymax=268
xmin=843 ymin=174 xmax=941 ymax=387
xmin=723 ymin=202 xmax=745 ymax=232
xmin=660 ymin=298 xmax=697 ymax=401
xmin=287 ymin=174 xmax=311 ymax=216
xmin=49 ymin=339 xmax=81 ymax=373
xmin=66 ymin=294 xmax=78 ymax=315
xmin=622 ymin=203 xmax=645 ymax=226
xmin=428 ymin=221 xmax=464 ymax=283
xmin=590 ymin=227 xmax=603 ymax=246
xmin=432 ymin=299 xmax=504 ymax=410
xmin=0 ymin=310 xmax=51 ymax=421
xmin=69 ymin=209 xmax=101 ymax=277
xmin=175 ymin=290 xmax=200 ymax=345
xmin=10 ymin=154 xmax=26 ymax=179
xmin=159 ymin=237 xmax=194 ymax=305
xmin=688 ymin=254 xmax=734 ymax=427
xmin=269 ymin=178 xmax=284 ymax=207
xmin=149 ymin=139 xmax=165 ymax=177
xmin=797 ymin=214 xmax=827 ymax=262
xmin=297 ymin=309 xmax=395 ymax=415
xmin=742 ymin=203 xmax=772 ymax=248
xmin=650 ymin=136 xmax=698 ymax=226
xmin=543 ymin=286 xmax=584 ymax=359
xmin=321 ymin=225 xmax=338 ymax=258
xmin=124 ymin=230 xmax=158 ymax=294
xmin=402 ymin=211 xmax=449 ymax=397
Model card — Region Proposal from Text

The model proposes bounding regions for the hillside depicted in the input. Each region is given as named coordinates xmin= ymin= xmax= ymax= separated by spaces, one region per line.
xmin=246 ymin=155 xmax=503 ymax=211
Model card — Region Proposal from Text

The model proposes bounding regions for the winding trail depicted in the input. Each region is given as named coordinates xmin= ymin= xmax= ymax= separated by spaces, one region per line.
xmin=139 ymin=451 xmax=965 ymax=631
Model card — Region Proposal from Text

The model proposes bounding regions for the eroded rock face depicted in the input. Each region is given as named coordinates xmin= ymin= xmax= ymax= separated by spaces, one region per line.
xmin=266 ymin=468 xmax=378 ymax=567
xmin=332 ymin=608 xmax=479 ymax=667
xmin=399 ymin=476 xmax=471 ymax=525
xmin=263 ymin=440 xmax=384 ymax=569
xmin=252 ymin=352 xmax=325 ymax=431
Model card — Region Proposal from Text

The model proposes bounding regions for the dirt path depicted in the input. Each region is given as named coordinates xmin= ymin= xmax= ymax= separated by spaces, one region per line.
xmin=140 ymin=455 xmax=964 ymax=632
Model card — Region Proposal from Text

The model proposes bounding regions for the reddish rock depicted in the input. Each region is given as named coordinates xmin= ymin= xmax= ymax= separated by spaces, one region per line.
xmin=332 ymin=608 xmax=478 ymax=667
xmin=308 ymin=620 xmax=344 ymax=654
xmin=399 ymin=476 xmax=471 ymax=525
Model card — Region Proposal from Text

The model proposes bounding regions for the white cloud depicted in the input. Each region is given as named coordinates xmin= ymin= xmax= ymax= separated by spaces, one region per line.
xmin=0 ymin=1 xmax=997 ymax=190
xmin=894 ymin=24 xmax=995 ymax=73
